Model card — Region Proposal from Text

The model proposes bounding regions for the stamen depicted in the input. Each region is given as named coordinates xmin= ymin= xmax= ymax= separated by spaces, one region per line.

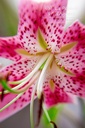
xmin=30 ymin=82 xmax=38 ymax=128
xmin=0 ymin=93 xmax=23 ymax=112
xmin=50 ymin=121 xmax=58 ymax=128
xmin=9 ymin=53 xmax=50 ymax=85
xmin=0 ymin=89 xmax=4 ymax=101
xmin=37 ymin=54 xmax=53 ymax=98
xmin=0 ymin=53 xmax=49 ymax=94
xmin=39 ymin=60 xmax=47 ymax=70
xmin=0 ymin=79 xmax=20 ymax=94
xmin=36 ymin=93 xmax=44 ymax=127
xmin=43 ymin=104 xmax=53 ymax=128
xmin=0 ymin=71 xmax=41 ymax=94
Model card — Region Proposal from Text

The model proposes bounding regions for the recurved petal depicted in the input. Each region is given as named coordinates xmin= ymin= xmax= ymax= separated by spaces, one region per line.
xmin=54 ymin=65 xmax=85 ymax=98
xmin=18 ymin=0 xmax=67 ymax=53
xmin=55 ymin=21 xmax=85 ymax=97
xmin=0 ymin=56 xmax=40 ymax=121
xmin=43 ymin=60 xmax=85 ymax=106
xmin=0 ymin=36 xmax=22 ymax=61
xmin=0 ymin=86 xmax=35 ymax=122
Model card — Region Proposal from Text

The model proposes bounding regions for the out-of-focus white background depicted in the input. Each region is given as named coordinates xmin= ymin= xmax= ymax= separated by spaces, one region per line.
xmin=6 ymin=0 xmax=85 ymax=27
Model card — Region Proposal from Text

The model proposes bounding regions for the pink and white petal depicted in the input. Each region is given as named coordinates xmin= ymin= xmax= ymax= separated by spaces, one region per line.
xmin=0 ymin=55 xmax=39 ymax=121
xmin=0 ymin=56 xmax=38 ymax=121
xmin=0 ymin=36 xmax=22 ymax=61
xmin=44 ymin=85 xmax=73 ymax=107
xmin=0 ymin=86 xmax=35 ymax=122
xmin=51 ymin=67 xmax=85 ymax=98
xmin=42 ymin=65 xmax=73 ymax=107
xmin=43 ymin=62 xmax=85 ymax=102
xmin=59 ymin=21 xmax=85 ymax=73
xmin=54 ymin=65 xmax=85 ymax=98
xmin=0 ymin=57 xmax=39 ymax=90
xmin=18 ymin=0 xmax=67 ymax=53
xmin=62 ymin=21 xmax=85 ymax=46
xmin=62 ymin=74 xmax=85 ymax=98
xmin=54 ymin=21 xmax=85 ymax=97
xmin=18 ymin=0 xmax=43 ymax=54
xmin=55 ymin=66 xmax=85 ymax=98
xmin=38 ymin=0 xmax=67 ymax=52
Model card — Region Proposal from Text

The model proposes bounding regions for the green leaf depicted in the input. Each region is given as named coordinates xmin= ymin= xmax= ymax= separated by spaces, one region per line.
xmin=0 ymin=0 xmax=18 ymax=36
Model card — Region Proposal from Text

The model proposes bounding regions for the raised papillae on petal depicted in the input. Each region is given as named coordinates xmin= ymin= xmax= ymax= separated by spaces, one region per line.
xmin=0 ymin=88 xmax=34 ymax=121
xmin=56 ymin=21 xmax=85 ymax=97
xmin=0 ymin=57 xmax=38 ymax=121
xmin=0 ymin=57 xmax=38 ymax=83
xmin=44 ymin=85 xmax=73 ymax=107
xmin=0 ymin=36 xmax=21 ymax=61
xmin=18 ymin=0 xmax=67 ymax=53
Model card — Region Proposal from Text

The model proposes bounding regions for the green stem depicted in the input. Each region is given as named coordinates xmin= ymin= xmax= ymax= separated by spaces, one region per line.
xmin=43 ymin=104 xmax=53 ymax=128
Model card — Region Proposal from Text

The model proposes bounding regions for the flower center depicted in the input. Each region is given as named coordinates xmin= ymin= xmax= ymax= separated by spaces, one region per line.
xmin=0 ymin=52 xmax=55 ymax=128
xmin=0 ymin=53 xmax=54 ymax=94
xmin=0 ymin=28 xmax=77 ymax=128
xmin=0 ymin=28 xmax=77 ymax=104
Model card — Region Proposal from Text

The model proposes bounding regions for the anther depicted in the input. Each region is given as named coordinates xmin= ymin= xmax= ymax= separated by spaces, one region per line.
xmin=0 ymin=89 xmax=5 ymax=101
xmin=36 ymin=93 xmax=44 ymax=127
xmin=50 ymin=121 xmax=58 ymax=128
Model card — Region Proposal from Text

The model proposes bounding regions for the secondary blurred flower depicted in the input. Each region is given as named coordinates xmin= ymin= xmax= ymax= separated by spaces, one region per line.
xmin=0 ymin=0 xmax=85 ymax=127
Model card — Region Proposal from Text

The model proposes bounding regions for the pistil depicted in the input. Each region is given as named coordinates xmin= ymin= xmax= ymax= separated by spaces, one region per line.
xmin=0 ymin=53 xmax=51 ymax=112
xmin=0 ymin=71 xmax=40 ymax=95
xmin=0 ymin=93 xmax=23 ymax=112
xmin=0 ymin=53 xmax=50 ymax=94
xmin=30 ymin=81 xmax=38 ymax=128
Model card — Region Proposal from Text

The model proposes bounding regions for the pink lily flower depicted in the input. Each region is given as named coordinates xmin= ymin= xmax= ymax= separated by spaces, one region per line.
xmin=0 ymin=0 xmax=85 ymax=126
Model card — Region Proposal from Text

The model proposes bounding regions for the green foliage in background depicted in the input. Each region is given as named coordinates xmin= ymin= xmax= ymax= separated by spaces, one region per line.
xmin=42 ymin=104 xmax=64 ymax=127
xmin=0 ymin=0 xmax=18 ymax=36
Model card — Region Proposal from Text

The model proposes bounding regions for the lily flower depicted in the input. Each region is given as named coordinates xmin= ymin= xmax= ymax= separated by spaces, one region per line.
xmin=0 ymin=0 xmax=85 ymax=127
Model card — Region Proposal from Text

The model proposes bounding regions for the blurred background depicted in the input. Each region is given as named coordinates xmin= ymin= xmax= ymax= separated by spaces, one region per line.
xmin=0 ymin=0 xmax=85 ymax=128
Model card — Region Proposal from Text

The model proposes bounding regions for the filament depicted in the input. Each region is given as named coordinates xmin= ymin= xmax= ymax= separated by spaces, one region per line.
xmin=0 ymin=93 xmax=23 ymax=112
xmin=43 ymin=104 xmax=53 ymax=128
xmin=0 ymin=71 xmax=40 ymax=94
xmin=30 ymin=82 xmax=38 ymax=128
xmin=9 ymin=53 xmax=50 ymax=85
xmin=37 ymin=54 xmax=53 ymax=98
